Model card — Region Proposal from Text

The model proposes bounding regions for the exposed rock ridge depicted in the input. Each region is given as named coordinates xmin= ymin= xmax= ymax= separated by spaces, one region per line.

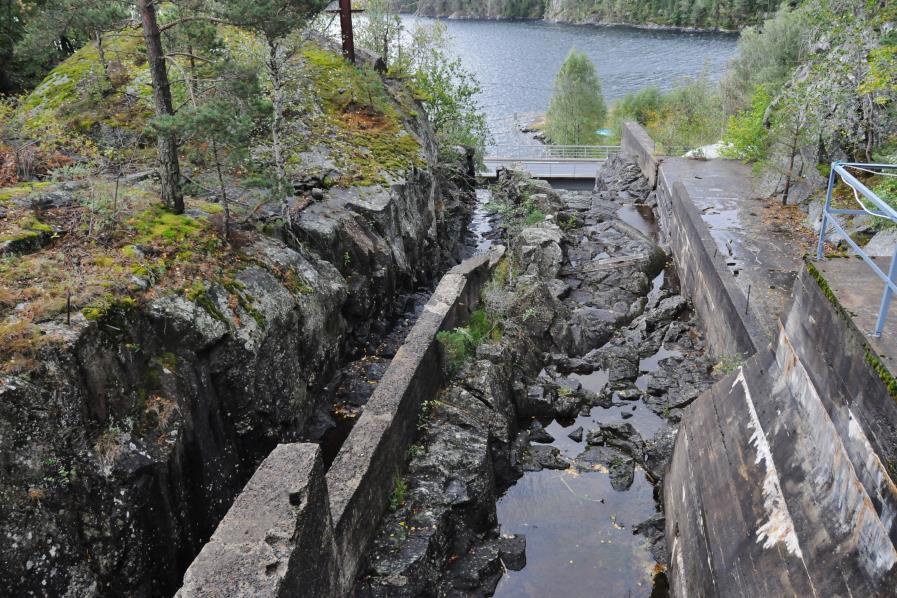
xmin=0 ymin=134 xmax=473 ymax=597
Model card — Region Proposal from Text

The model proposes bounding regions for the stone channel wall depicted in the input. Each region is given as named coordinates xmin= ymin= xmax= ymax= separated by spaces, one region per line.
xmin=177 ymin=247 xmax=505 ymax=597
xmin=622 ymin=121 xmax=897 ymax=595
xmin=621 ymin=121 xmax=765 ymax=359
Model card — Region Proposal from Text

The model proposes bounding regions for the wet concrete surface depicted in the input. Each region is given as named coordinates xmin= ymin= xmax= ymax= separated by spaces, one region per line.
xmin=659 ymin=158 xmax=802 ymax=343
xmin=814 ymin=256 xmax=897 ymax=368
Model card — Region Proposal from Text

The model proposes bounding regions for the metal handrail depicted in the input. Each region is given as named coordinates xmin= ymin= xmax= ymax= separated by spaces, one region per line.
xmin=816 ymin=161 xmax=897 ymax=336
xmin=486 ymin=145 xmax=621 ymax=160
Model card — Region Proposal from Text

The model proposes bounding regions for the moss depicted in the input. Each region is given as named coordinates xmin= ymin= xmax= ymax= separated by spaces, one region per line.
xmin=0 ymin=215 xmax=54 ymax=243
xmin=0 ymin=182 xmax=53 ymax=203
xmin=18 ymin=29 xmax=152 ymax=150
xmin=129 ymin=207 xmax=204 ymax=244
xmin=806 ymin=257 xmax=897 ymax=404
xmin=185 ymin=281 xmax=229 ymax=325
xmin=82 ymin=294 xmax=136 ymax=321
xmin=300 ymin=44 xmax=422 ymax=187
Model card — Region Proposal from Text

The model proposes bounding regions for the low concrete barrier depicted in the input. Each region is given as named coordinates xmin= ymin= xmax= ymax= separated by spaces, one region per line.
xmin=621 ymin=123 xmax=765 ymax=359
xmin=177 ymin=246 xmax=505 ymax=597
xmin=621 ymin=121 xmax=660 ymax=189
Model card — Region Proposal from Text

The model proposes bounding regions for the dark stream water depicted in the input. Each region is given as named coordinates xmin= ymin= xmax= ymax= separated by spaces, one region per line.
xmin=399 ymin=16 xmax=739 ymax=146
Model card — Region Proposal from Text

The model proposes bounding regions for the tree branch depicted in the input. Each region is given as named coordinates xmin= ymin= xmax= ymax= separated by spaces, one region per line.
xmin=158 ymin=16 xmax=228 ymax=34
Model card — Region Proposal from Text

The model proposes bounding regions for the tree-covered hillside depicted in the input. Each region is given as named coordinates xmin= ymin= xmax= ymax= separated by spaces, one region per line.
xmin=406 ymin=0 xmax=771 ymax=29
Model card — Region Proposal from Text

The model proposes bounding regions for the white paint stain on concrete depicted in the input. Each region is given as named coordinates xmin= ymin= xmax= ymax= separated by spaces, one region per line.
xmin=731 ymin=369 xmax=805 ymax=559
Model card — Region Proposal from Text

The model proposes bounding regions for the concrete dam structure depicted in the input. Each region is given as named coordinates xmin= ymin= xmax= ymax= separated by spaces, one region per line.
xmin=620 ymin=123 xmax=897 ymax=595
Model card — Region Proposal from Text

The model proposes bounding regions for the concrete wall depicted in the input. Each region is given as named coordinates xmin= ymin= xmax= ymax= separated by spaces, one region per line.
xmin=665 ymin=267 xmax=897 ymax=596
xmin=621 ymin=121 xmax=660 ymax=189
xmin=177 ymin=247 xmax=504 ymax=597
xmin=624 ymin=123 xmax=897 ymax=595
xmin=622 ymin=122 xmax=765 ymax=359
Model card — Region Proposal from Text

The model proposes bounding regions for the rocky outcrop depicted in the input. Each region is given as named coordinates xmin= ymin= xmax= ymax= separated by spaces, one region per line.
xmin=0 ymin=126 xmax=474 ymax=597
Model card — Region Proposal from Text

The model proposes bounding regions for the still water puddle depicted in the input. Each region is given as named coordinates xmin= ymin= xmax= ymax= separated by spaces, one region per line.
xmin=495 ymin=468 xmax=659 ymax=597
xmin=616 ymin=204 xmax=660 ymax=242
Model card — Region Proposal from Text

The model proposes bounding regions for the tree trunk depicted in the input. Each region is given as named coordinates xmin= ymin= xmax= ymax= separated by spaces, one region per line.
xmin=95 ymin=29 xmax=109 ymax=82
xmin=267 ymin=37 xmax=289 ymax=222
xmin=137 ymin=0 xmax=183 ymax=214
xmin=212 ymin=139 xmax=230 ymax=243
xmin=783 ymin=135 xmax=797 ymax=206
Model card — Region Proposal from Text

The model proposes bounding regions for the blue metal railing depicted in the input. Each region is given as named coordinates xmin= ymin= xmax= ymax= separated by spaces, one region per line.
xmin=816 ymin=161 xmax=897 ymax=336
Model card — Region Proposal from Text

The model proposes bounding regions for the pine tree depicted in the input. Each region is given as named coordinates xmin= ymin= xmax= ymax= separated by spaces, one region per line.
xmin=137 ymin=0 xmax=184 ymax=213
xmin=215 ymin=0 xmax=328 ymax=224
xmin=545 ymin=49 xmax=607 ymax=145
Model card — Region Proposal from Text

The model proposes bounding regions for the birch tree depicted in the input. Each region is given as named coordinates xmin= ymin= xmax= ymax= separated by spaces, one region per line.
xmin=545 ymin=49 xmax=606 ymax=145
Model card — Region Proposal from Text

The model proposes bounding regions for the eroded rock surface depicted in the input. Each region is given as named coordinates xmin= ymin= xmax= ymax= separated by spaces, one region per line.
xmin=356 ymin=158 xmax=718 ymax=595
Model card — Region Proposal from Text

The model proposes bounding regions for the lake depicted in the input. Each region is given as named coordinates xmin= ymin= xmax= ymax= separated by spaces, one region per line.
xmin=399 ymin=16 xmax=739 ymax=146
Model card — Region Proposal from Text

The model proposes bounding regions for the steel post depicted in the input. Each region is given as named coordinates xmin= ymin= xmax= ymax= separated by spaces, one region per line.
xmin=876 ymin=244 xmax=897 ymax=336
xmin=816 ymin=162 xmax=837 ymax=260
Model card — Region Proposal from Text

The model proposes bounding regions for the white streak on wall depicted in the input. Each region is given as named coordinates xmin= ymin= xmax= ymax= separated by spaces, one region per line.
xmin=731 ymin=369 xmax=804 ymax=559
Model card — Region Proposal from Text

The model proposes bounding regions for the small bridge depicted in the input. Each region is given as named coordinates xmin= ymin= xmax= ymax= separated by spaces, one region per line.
xmin=482 ymin=145 xmax=620 ymax=180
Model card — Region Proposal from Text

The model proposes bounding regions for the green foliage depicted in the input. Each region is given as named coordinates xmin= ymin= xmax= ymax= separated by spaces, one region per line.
xmin=214 ymin=0 xmax=327 ymax=41
xmin=608 ymin=86 xmax=664 ymax=138
xmin=400 ymin=22 xmax=490 ymax=161
xmin=356 ymin=0 xmax=404 ymax=70
xmin=436 ymin=308 xmax=502 ymax=374
xmin=720 ymin=4 xmax=810 ymax=114
xmin=722 ymin=86 xmax=771 ymax=162
xmin=545 ymin=49 xmax=606 ymax=145
xmin=388 ymin=474 xmax=407 ymax=511
xmin=651 ymin=71 xmax=724 ymax=154
xmin=545 ymin=0 xmax=775 ymax=29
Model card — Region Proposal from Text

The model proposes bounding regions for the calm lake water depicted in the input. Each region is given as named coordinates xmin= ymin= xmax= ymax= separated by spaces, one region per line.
xmin=400 ymin=16 xmax=739 ymax=146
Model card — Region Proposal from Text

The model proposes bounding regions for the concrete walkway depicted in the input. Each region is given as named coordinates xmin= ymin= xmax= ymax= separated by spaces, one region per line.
xmin=658 ymin=157 xmax=804 ymax=345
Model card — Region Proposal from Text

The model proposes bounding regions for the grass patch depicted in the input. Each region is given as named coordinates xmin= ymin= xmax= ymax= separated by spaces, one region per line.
xmin=436 ymin=308 xmax=502 ymax=374
xmin=389 ymin=473 xmax=407 ymax=511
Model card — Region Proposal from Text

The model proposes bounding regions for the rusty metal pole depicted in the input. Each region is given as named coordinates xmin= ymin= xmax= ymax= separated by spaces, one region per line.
xmin=338 ymin=0 xmax=355 ymax=63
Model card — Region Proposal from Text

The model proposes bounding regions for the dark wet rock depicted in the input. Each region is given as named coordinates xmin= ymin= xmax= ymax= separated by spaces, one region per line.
xmin=621 ymin=411 xmax=633 ymax=420
xmin=441 ymin=539 xmax=504 ymax=594
xmin=634 ymin=514 xmax=668 ymax=563
xmin=609 ymin=456 xmax=636 ymax=491
xmin=567 ymin=426 xmax=584 ymax=442
xmin=646 ymin=295 xmax=687 ymax=327
xmin=498 ymin=534 xmax=526 ymax=571
xmin=516 ymin=383 xmax=555 ymax=418
xmin=644 ymin=425 xmax=678 ymax=482
xmin=595 ymin=344 xmax=639 ymax=382
xmin=521 ymin=444 xmax=571 ymax=472
xmin=528 ymin=421 xmax=555 ymax=444
xmin=587 ymin=421 xmax=644 ymax=460
xmin=310 ymin=187 xmax=325 ymax=201
xmin=569 ymin=306 xmax=616 ymax=355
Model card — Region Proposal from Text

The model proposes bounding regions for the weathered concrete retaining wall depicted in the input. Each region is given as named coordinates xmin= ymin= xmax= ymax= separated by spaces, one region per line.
xmin=177 ymin=246 xmax=505 ymax=597
xmin=621 ymin=121 xmax=660 ymax=189
xmin=622 ymin=121 xmax=764 ymax=359
xmin=665 ymin=266 xmax=897 ymax=596
xmin=176 ymin=444 xmax=337 ymax=597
